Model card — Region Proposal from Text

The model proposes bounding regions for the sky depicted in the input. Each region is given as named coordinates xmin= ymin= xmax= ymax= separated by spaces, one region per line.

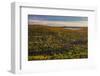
xmin=28 ymin=15 xmax=88 ymax=22
xmin=28 ymin=15 xmax=88 ymax=27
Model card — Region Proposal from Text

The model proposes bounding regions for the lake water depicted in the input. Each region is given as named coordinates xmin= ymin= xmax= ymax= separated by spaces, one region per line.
xmin=64 ymin=27 xmax=81 ymax=30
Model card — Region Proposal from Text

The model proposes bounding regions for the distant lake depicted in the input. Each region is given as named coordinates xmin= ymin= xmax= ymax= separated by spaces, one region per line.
xmin=64 ymin=27 xmax=81 ymax=30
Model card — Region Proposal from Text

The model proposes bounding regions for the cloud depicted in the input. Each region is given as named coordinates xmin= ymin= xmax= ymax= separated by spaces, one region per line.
xmin=28 ymin=20 xmax=87 ymax=27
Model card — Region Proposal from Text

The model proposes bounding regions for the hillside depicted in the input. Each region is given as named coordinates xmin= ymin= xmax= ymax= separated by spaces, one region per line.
xmin=28 ymin=24 xmax=88 ymax=61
